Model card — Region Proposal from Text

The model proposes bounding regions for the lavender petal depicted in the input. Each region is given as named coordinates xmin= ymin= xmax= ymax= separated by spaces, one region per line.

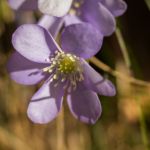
xmin=7 ymin=52 xmax=48 ymax=85
xmin=64 ymin=15 xmax=82 ymax=26
xmin=67 ymin=83 xmax=102 ymax=124
xmin=38 ymin=15 xmax=64 ymax=38
xmin=83 ymin=61 xmax=116 ymax=96
xmin=8 ymin=0 xmax=37 ymax=10
xmin=38 ymin=0 xmax=73 ymax=17
xmin=61 ymin=23 xmax=103 ymax=59
xmin=80 ymin=0 xmax=116 ymax=36
xmin=100 ymin=0 xmax=127 ymax=17
xmin=12 ymin=24 xmax=57 ymax=63
xmin=27 ymin=80 xmax=64 ymax=124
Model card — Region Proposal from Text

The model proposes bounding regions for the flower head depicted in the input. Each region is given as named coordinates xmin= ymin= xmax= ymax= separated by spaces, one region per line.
xmin=8 ymin=0 xmax=73 ymax=17
xmin=65 ymin=0 xmax=127 ymax=36
xmin=7 ymin=24 xmax=116 ymax=124
xmin=8 ymin=0 xmax=127 ymax=42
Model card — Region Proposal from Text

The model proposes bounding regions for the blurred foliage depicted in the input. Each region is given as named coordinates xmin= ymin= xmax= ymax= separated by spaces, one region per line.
xmin=0 ymin=0 xmax=150 ymax=150
xmin=145 ymin=0 xmax=150 ymax=10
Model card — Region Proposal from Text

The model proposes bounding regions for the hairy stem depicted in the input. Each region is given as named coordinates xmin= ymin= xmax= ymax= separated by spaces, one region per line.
xmin=90 ymin=57 xmax=150 ymax=87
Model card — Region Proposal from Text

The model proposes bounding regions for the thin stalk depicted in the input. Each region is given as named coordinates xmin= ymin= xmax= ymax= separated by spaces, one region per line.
xmin=91 ymin=26 xmax=150 ymax=150
xmin=89 ymin=57 xmax=150 ymax=87
xmin=138 ymin=102 xmax=150 ymax=150
xmin=115 ymin=28 xmax=131 ymax=69
xmin=116 ymin=28 xmax=150 ymax=150
xmin=56 ymin=104 xmax=67 ymax=150
xmin=114 ymin=27 xmax=150 ymax=150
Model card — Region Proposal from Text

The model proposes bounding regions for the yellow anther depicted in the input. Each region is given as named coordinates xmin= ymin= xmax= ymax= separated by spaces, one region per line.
xmin=74 ymin=2 xmax=80 ymax=8
xmin=42 ymin=51 xmax=84 ymax=91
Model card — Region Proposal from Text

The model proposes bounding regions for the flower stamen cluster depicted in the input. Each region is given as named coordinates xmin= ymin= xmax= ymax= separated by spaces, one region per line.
xmin=43 ymin=51 xmax=84 ymax=91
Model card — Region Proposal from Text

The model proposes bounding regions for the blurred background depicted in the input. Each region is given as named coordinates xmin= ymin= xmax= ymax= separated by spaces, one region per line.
xmin=0 ymin=0 xmax=150 ymax=150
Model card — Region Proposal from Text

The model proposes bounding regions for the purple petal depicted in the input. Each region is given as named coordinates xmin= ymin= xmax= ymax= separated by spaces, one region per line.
xmin=100 ymin=0 xmax=127 ymax=17
xmin=7 ymin=52 xmax=48 ymax=85
xmin=8 ymin=0 xmax=37 ymax=10
xmin=38 ymin=15 xmax=64 ymax=38
xmin=12 ymin=24 xmax=58 ymax=63
xmin=61 ymin=23 xmax=103 ymax=59
xmin=64 ymin=15 xmax=82 ymax=26
xmin=83 ymin=61 xmax=116 ymax=96
xmin=48 ymin=17 xmax=64 ymax=38
xmin=67 ymin=83 xmax=102 ymax=124
xmin=38 ymin=0 xmax=73 ymax=17
xmin=27 ymin=80 xmax=64 ymax=124
xmin=80 ymin=1 xmax=116 ymax=36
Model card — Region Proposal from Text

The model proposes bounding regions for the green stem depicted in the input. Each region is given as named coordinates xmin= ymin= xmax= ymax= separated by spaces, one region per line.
xmin=138 ymin=103 xmax=150 ymax=150
xmin=115 ymin=28 xmax=131 ymax=69
xmin=116 ymin=27 xmax=150 ymax=150
xmin=56 ymin=98 xmax=67 ymax=150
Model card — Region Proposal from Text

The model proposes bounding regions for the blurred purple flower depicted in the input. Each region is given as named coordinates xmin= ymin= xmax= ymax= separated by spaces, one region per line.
xmin=32 ymin=0 xmax=127 ymax=52
xmin=8 ymin=0 xmax=73 ymax=17
xmin=64 ymin=0 xmax=127 ymax=36
xmin=8 ymin=0 xmax=127 ymax=36
xmin=7 ymin=24 xmax=116 ymax=124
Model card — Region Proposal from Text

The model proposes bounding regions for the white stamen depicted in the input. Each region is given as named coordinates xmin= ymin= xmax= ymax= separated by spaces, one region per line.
xmin=43 ymin=51 xmax=84 ymax=91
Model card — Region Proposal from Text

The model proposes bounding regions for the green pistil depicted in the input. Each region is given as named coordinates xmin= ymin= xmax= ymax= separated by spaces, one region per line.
xmin=58 ymin=55 xmax=76 ymax=74
xmin=43 ymin=51 xmax=84 ymax=90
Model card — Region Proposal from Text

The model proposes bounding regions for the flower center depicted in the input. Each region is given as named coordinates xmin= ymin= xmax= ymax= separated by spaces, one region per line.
xmin=58 ymin=54 xmax=76 ymax=74
xmin=43 ymin=51 xmax=84 ymax=91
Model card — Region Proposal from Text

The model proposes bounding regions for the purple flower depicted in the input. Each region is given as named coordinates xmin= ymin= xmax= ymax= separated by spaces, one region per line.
xmin=8 ymin=0 xmax=127 ymax=50
xmin=8 ymin=0 xmax=73 ymax=17
xmin=64 ymin=0 xmax=127 ymax=36
xmin=7 ymin=24 xmax=116 ymax=124
xmin=36 ymin=0 xmax=127 ymax=65
xmin=8 ymin=0 xmax=127 ymax=35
